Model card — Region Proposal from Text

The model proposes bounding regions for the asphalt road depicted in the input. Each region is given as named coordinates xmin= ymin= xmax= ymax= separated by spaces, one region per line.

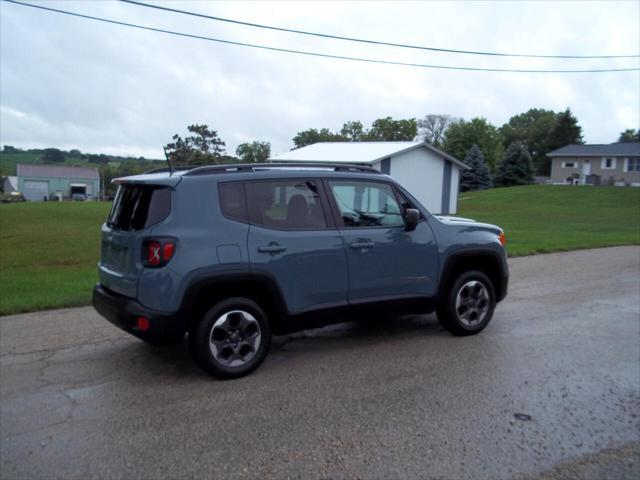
xmin=1 ymin=246 xmax=639 ymax=479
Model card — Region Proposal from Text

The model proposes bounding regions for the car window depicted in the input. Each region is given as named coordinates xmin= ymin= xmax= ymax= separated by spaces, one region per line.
xmin=247 ymin=180 xmax=327 ymax=230
xmin=328 ymin=181 xmax=404 ymax=228
xmin=107 ymin=184 xmax=171 ymax=231
xmin=219 ymin=182 xmax=248 ymax=222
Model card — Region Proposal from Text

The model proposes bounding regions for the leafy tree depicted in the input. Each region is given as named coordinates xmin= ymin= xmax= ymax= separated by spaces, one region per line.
xmin=460 ymin=145 xmax=493 ymax=192
xmin=500 ymin=108 xmax=557 ymax=175
xmin=365 ymin=117 xmax=417 ymax=141
xmin=2 ymin=145 xmax=21 ymax=153
xmin=68 ymin=149 xmax=82 ymax=158
xmin=495 ymin=142 xmax=534 ymax=187
xmin=292 ymin=128 xmax=346 ymax=149
xmin=236 ymin=141 xmax=271 ymax=163
xmin=417 ymin=114 xmax=454 ymax=147
xmin=40 ymin=148 xmax=65 ymax=163
xmin=443 ymin=117 xmax=504 ymax=172
xmin=618 ymin=129 xmax=640 ymax=142
xmin=164 ymin=124 xmax=226 ymax=165
xmin=340 ymin=121 xmax=365 ymax=142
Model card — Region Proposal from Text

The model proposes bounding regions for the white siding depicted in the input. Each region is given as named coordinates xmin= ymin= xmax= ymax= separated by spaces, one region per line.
xmin=387 ymin=148 xmax=444 ymax=214
xmin=450 ymin=165 xmax=460 ymax=214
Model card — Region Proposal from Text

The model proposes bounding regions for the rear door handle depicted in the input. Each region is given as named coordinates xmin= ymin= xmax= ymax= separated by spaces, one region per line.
xmin=349 ymin=241 xmax=375 ymax=250
xmin=258 ymin=244 xmax=287 ymax=254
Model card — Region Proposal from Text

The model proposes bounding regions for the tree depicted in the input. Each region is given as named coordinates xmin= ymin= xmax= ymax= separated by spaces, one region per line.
xmin=460 ymin=145 xmax=493 ymax=192
xmin=292 ymin=128 xmax=346 ymax=149
xmin=548 ymin=108 xmax=583 ymax=151
xmin=495 ymin=142 xmax=535 ymax=187
xmin=618 ymin=129 xmax=640 ymax=142
xmin=499 ymin=108 xmax=557 ymax=175
xmin=340 ymin=121 xmax=365 ymax=142
xmin=442 ymin=117 xmax=504 ymax=172
xmin=236 ymin=141 xmax=271 ymax=163
xmin=164 ymin=124 xmax=226 ymax=165
xmin=40 ymin=148 xmax=65 ymax=163
xmin=417 ymin=114 xmax=454 ymax=147
xmin=2 ymin=145 xmax=21 ymax=153
xmin=365 ymin=117 xmax=417 ymax=141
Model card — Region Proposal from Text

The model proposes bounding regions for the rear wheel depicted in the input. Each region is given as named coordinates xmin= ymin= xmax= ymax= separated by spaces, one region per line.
xmin=437 ymin=270 xmax=496 ymax=336
xmin=189 ymin=297 xmax=272 ymax=379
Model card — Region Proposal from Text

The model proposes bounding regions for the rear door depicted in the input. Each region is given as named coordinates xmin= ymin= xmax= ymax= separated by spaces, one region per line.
xmin=99 ymin=183 xmax=172 ymax=297
xmin=326 ymin=179 xmax=438 ymax=303
xmin=247 ymin=179 xmax=348 ymax=315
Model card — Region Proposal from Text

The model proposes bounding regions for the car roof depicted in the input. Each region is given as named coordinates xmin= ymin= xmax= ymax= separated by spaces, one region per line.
xmin=114 ymin=163 xmax=389 ymax=186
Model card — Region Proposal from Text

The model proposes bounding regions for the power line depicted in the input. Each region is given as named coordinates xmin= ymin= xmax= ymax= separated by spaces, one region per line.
xmin=4 ymin=0 xmax=639 ymax=73
xmin=120 ymin=0 xmax=639 ymax=60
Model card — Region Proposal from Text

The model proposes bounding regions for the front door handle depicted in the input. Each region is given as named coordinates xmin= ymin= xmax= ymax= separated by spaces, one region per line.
xmin=258 ymin=244 xmax=287 ymax=254
xmin=349 ymin=241 xmax=375 ymax=250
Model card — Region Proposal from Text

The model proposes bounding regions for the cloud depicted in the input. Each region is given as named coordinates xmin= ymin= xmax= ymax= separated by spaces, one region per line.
xmin=1 ymin=0 xmax=638 ymax=159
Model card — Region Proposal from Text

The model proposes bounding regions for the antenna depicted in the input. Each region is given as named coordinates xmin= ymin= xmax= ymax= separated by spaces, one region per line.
xmin=163 ymin=146 xmax=174 ymax=176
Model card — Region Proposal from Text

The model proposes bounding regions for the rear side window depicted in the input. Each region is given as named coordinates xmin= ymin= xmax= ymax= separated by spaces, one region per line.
xmin=247 ymin=180 xmax=327 ymax=230
xmin=107 ymin=185 xmax=171 ymax=231
xmin=219 ymin=182 xmax=248 ymax=222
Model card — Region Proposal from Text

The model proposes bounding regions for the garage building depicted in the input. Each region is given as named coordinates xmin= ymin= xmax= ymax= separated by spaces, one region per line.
xmin=269 ymin=142 xmax=468 ymax=214
xmin=17 ymin=164 xmax=100 ymax=201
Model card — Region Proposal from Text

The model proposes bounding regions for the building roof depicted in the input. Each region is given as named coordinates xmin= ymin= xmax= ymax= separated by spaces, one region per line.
xmin=269 ymin=141 xmax=468 ymax=169
xmin=17 ymin=164 xmax=99 ymax=180
xmin=547 ymin=143 xmax=640 ymax=157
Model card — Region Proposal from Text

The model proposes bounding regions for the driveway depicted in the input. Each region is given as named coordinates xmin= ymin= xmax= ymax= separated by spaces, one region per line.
xmin=1 ymin=246 xmax=639 ymax=479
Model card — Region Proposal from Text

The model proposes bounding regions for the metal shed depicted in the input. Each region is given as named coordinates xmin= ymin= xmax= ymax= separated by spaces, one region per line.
xmin=269 ymin=142 xmax=468 ymax=214
xmin=16 ymin=164 xmax=100 ymax=201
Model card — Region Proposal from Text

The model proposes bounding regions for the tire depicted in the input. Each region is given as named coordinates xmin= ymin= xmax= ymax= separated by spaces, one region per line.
xmin=437 ymin=270 xmax=496 ymax=336
xmin=189 ymin=297 xmax=272 ymax=379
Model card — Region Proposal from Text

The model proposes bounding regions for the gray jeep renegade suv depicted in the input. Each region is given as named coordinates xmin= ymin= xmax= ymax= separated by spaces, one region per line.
xmin=93 ymin=163 xmax=508 ymax=379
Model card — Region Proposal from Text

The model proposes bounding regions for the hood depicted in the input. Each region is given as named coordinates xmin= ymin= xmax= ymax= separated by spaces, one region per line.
xmin=434 ymin=215 xmax=503 ymax=234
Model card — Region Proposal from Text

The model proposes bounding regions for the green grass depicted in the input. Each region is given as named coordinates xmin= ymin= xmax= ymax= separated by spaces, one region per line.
xmin=0 ymin=185 xmax=638 ymax=315
xmin=458 ymin=185 xmax=640 ymax=256
xmin=0 ymin=202 xmax=110 ymax=315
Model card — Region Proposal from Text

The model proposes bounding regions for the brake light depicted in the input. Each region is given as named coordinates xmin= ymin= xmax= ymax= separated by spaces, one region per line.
xmin=498 ymin=232 xmax=506 ymax=246
xmin=143 ymin=238 xmax=176 ymax=267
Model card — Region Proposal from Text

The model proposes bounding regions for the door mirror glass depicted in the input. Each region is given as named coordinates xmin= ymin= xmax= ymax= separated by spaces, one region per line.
xmin=404 ymin=208 xmax=419 ymax=231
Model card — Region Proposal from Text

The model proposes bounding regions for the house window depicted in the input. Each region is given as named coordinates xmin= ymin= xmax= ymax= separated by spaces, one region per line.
xmin=562 ymin=162 xmax=576 ymax=168
xmin=625 ymin=158 xmax=640 ymax=172
xmin=601 ymin=157 xmax=616 ymax=169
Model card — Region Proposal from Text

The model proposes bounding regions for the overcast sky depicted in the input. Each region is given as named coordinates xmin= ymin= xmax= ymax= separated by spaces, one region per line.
xmin=1 ymin=0 xmax=639 ymax=159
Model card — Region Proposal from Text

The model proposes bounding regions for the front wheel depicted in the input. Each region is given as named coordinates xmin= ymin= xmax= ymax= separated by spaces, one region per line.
xmin=437 ymin=270 xmax=496 ymax=336
xmin=189 ymin=297 xmax=272 ymax=379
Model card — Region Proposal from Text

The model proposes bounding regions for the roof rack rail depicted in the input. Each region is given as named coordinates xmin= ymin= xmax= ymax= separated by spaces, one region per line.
xmin=182 ymin=162 xmax=382 ymax=176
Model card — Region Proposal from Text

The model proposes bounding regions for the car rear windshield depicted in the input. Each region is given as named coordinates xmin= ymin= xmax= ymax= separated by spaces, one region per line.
xmin=107 ymin=184 xmax=171 ymax=231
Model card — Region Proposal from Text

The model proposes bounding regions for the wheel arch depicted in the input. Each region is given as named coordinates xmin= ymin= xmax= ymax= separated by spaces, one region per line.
xmin=180 ymin=271 xmax=289 ymax=335
xmin=437 ymin=248 xmax=508 ymax=304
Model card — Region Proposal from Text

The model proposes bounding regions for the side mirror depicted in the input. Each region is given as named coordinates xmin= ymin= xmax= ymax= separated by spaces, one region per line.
xmin=404 ymin=208 xmax=419 ymax=231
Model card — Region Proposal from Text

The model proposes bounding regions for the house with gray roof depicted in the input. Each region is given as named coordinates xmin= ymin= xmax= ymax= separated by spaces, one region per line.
xmin=547 ymin=143 xmax=640 ymax=186
xmin=17 ymin=164 xmax=100 ymax=201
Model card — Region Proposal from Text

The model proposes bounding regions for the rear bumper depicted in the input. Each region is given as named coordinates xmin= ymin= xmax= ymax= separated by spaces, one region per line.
xmin=92 ymin=284 xmax=185 ymax=345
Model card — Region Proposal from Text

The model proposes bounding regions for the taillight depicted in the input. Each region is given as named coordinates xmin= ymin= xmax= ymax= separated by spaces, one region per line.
xmin=498 ymin=232 xmax=506 ymax=246
xmin=143 ymin=238 xmax=176 ymax=267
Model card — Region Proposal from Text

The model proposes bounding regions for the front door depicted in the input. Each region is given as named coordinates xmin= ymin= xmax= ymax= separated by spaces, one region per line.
xmin=247 ymin=179 xmax=348 ymax=315
xmin=325 ymin=179 xmax=438 ymax=304
xmin=582 ymin=161 xmax=591 ymax=184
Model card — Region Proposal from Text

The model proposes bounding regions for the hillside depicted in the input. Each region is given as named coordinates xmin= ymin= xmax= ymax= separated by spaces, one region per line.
xmin=0 ymin=147 xmax=163 ymax=176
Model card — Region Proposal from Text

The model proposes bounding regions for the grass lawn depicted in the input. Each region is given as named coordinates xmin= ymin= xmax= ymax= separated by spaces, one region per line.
xmin=0 ymin=185 xmax=638 ymax=315
xmin=458 ymin=185 xmax=640 ymax=256
xmin=0 ymin=202 xmax=110 ymax=315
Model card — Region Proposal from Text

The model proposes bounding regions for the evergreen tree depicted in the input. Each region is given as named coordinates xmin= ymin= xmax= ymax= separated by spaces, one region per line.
xmin=460 ymin=145 xmax=493 ymax=192
xmin=548 ymin=108 xmax=583 ymax=150
xmin=495 ymin=142 xmax=534 ymax=187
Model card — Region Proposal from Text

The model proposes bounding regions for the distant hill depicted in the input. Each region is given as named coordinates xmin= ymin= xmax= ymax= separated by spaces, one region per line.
xmin=0 ymin=146 xmax=164 ymax=176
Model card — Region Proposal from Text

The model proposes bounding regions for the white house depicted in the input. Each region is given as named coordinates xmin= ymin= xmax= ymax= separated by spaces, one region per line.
xmin=269 ymin=141 xmax=468 ymax=214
